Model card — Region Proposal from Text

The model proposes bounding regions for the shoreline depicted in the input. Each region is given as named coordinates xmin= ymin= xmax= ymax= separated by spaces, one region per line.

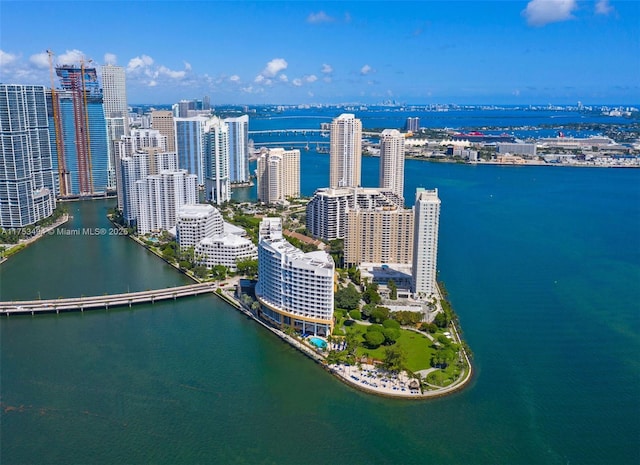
xmin=0 ymin=214 xmax=70 ymax=265
xmin=110 ymin=218 xmax=474 ymax=399
xmin=215 ymin=281 xmax=473 ymax=400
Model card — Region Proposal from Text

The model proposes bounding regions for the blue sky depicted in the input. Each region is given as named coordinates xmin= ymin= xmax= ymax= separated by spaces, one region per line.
xmin=1 ymin=1 xmax=638 ymax=105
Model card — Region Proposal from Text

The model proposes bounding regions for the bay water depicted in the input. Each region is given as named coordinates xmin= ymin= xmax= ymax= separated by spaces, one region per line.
xmin=1 ymin=119 xmax=639 ymax=463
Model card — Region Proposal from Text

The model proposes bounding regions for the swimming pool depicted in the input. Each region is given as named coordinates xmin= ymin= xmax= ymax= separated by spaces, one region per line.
xmin=308 ymin=336 xmax=327 ymax=349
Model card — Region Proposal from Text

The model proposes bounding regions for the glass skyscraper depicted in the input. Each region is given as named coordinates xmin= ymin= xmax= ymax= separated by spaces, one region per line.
xmin=0 ymin=84 xmax=56 ymax=228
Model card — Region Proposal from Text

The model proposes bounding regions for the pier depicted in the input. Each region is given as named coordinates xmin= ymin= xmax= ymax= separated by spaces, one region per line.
xmin=0 ymin=283 xmax=216 ymax=316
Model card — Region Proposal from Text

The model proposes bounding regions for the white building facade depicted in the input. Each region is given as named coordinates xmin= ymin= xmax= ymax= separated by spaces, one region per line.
xmin=330 ymin=113 xmax=362 ymax=188
xmin=412 ymin=188 xmax=440 ymax=298
xmin=224 ymin=115 xmax=250 ymax=184
xmin=204 ymin=117 xmax=231 ymax=205
xmin=256 ymin=218 xmax=335 ymax=336
xmin=379 ymin=129 xmax=405 ymax=202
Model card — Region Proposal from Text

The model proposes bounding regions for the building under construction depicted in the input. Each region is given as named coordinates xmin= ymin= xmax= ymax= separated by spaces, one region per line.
xmin=48 ymin=65 xmax=109 ymax=196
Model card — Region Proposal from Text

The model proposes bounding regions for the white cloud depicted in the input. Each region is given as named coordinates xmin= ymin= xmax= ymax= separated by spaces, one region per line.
xmin=360 ymin=64 xmax=373 ymax=75
xmin=127 ymin=55 xmax=154 ymax=73
xmin=158 ymin=65 xmax=186 ymax=79
xmin=104 ymin=53 xmax=117 ymax=65
xmin=262 ymin=58 xmax=288 ymax=77
xmin=184 ymin=61 xmax=192 ymax=71
xmin=0 ymin=50 xmax=18 ymax=67
xmin=279 ymin=74 xmax=288 ymax=82
xmin=254 ymin=74 xmax=265 ymax=83
xmin=229 ymin=75 xmax=240 ymax=82
xmin=292 ymin=78 xmax=303 ymax=87
xmin=29 ymin=52 xmax=50 ymax=69
xmin=522 ymin=0 xmax=577 ymax=26
xmin=321 ymin=63 xmax=333 ymax=74
xmin=307 ymin=11 xmax=334 ymax=23
xmin=323 ymin=76 xmax=332 ymax=83
xmin=57 ymin=49 xmax=85 ymax=65
xmin=148 ymin=80 xmax=157 ymax=87
xmin=305 ymin=75 xmax=318 ymax=83
xmin=595 ymin=0 xmax=614 ymax=15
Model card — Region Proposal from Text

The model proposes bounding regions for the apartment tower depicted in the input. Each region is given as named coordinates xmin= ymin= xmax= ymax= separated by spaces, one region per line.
xmin=379 ymin=129 xmax=405 ymax=202
xmin=329 ymin=113 xmax=362 ymax=188
xmin=0 ymin=84 xmax=56 ymax=228
xmin=101 ymin=65 xmax=129 ymax=190
xmin=412 ymin=188 xmax=441 ymax=298
xmin=224 ymin=115 xmax=250 ymax=184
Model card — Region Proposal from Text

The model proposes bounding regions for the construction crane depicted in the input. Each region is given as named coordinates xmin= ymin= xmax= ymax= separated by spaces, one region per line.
xmin=46 ymin=49 xmax=69 ymax=197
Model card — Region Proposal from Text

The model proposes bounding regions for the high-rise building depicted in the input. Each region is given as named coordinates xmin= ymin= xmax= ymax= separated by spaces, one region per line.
xmin=151 ymin=110 xmax=175 ymax=153
xmin=176 ymin=204 xmax=223 ymax=249
xmin=305 ymin=188 xmax=352 ymax=241
xmin=0 ymin=84 xmax=56 ymax=228
xmin=224 ymin=115 xmax=250 ymax=184
xmin=101 ymin=65 xmax=128 ymax=122
xmin=256 ymin=148 xmax=300 ymax=205
xmin=176 ymin=204 xmax=257 ymax=272
xmin=135 ymin=169 xmax=197 ymax=234
xmin=343 ymin=188 xmax=412 ymax=267
xmin=330 ymin=113 xmax=362 ymax=188
xmin=379 ymin=129 xmax=405 ymax=202
xmin=412 ymin=188 xmax=440 ymax=298
xmin=204 ymin=118 xmax=231 ymax=204
xmin=306 ymin=187 xmax=404 ymax=242
xmin=120 ymin=152 xmax=149 ymax=225
xmin=51 ymin=65 xmax=110 ymax=195
xmin=256 ymin=218 xmax=335 ymax=336
xmin=175 ymin=116 xmax=213 ymax=184
xmin=101 ymin=65 xmax=129 ymax=192
xmin=405 ymin=117 xmax=420 ymax=133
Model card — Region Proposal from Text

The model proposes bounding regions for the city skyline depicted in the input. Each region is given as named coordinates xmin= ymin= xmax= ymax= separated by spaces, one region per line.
xmin=1 ymin=1 xmax=638 ymax=105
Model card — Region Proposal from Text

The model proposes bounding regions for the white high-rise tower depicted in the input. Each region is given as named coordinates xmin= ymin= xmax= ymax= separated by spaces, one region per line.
xmin=379 ymin=129 xmax=405 ymax=202
xmin=330 ymin=113 xmax=362 ymax=188
xmin=101 ymin=65 xmax=129 ymax=190
xmin=224 ymin=115 xmax=250 ymax=184
xmin=412 ymin=188 xmax=440 ymax=298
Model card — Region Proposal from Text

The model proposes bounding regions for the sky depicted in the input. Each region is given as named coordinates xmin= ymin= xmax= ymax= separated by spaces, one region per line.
xmin=0 ymin=0 xmax=638 ymax=105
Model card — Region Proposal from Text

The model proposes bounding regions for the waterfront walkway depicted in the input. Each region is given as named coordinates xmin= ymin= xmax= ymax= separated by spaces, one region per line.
xmin=0 ymin=283 xmax=215 ymax=316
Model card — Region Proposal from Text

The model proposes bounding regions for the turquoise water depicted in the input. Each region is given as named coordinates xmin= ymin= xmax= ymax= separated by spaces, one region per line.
xmin=309 ymin=336 xmax=328 ymax=349
xmin=1 ymin=162 xmax=639 ymax=464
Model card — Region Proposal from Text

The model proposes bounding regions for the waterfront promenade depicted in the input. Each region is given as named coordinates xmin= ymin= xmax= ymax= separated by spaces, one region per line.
xmin=0 ymin=283 xmax=215 ymax=316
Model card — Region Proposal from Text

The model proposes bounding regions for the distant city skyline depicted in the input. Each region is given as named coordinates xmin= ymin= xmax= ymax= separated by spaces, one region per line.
xmin=1 ymin=1 xmax=638 ymax=105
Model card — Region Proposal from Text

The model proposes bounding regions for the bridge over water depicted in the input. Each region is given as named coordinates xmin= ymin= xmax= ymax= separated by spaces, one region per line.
xmin=0 ymin=283 xmax=216 ymax=316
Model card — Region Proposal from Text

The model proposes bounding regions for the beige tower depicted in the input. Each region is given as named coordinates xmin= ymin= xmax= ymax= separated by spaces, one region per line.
xmin=330 ymin=113 xmax=362 ymax=188
xmin=151 ymin=110 xmax=176 ymax=152
xmin=379 ymin=129 xmax=405 ymax=202
xmin=256 ymin=148 xmax=300 ymax=204
xmin=343 ymin=188 xmax=413 ymax=267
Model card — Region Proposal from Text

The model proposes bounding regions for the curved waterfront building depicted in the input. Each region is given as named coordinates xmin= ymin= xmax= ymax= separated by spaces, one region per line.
xmin=256 ymin=218 xmax=335 ymax=336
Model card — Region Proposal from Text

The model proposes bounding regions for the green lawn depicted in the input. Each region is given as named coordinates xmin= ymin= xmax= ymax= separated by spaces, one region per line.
xmin=350 ymin=324 xmax=436 ymax=372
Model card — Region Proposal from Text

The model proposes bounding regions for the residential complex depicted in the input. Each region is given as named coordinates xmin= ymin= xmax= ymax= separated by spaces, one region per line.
xmin=0 ymin=84 xmax=56 ymax=228
xmin=256 ymin=218 xmax=335 ymax=336
xmin=176 ymin=204 xmax=257 ymax=272
xmin=224 ymin=115 xmax=250 ymax=184
xmin=379 ymin=129 xmax=405 ymax=202
xmin=256 ymin=148 xmax=300 ymax=205
xmin=330 ymin=113 xmax=362 ymax=188
xmin=120 ymin=151 xmax=197 ymax=234
xmin=305 ymin=187 xmax=352 ymax=241
xmin=151 ymin=110 xmax=176 ymax=153
xmin=412 ymin=188 xmax=440 ymax=298
xmin=344 ymin=193 xmax=414 ymax=267
xmin=101 ymin=65 xmax=129 ymax=190
xmin=174 ymin=115 xmax=211 ymax=184
xmin=204 ymin=117 xmax=231 ymax=205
